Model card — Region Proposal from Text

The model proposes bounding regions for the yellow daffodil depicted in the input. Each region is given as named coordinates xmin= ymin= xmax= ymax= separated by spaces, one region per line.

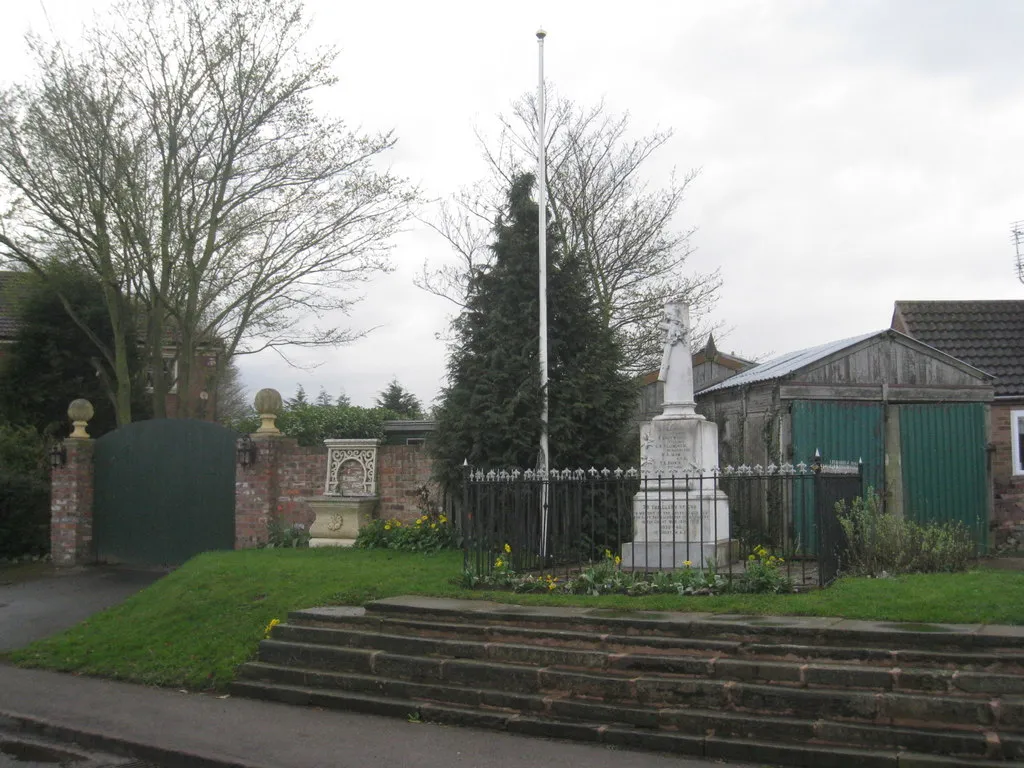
xmin=415 ymin=519 xmax=422 ymax=525
xmin=683 ymin=560 xmax=692 ymax=567
xmin=384 ymin=524 xmax=391 ymax=530
xmin=504 ymin=543 xmax=512 ymax=554
xmin=264 ymin=618 xmax=280 ymax=638
xmin=494 ymin=558 xmax=504 ymax=568
xmin=430 ymin=523 xmax=437 ymax=529
xmin=439 ymin=515 xmax=447 ymax=523
xmin=614 ymin=555 xmax=621 ymax=565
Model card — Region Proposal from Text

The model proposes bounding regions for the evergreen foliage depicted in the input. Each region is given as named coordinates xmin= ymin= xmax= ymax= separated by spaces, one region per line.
xmin=233 ymin=386 xmax=399 ymax=446
xmin=0 ymin=268 xmax=149 ymax=438
xmin=375 ymin=378 xmax=424 ymax=419
xmin=0 ymin=423 xmax=49 ymax=558
xmin=433 ymin=174 xmax=636 ymax=487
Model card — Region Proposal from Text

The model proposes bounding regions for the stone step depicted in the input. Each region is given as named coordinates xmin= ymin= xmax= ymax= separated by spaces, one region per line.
xmin=355 ymin=597 xmax=1024 ymax=654
xmin=235 ymin=661 xmax=1020 ymax=760
xmin=229 ymin=677 xmax=1024 ymax=767
xmin=251 ymin=639 xmax=1024 ymax=731
xmin=294 ymin=608 xmax=1024 ymax=670
xmin=294 ymin=609 xmax=1024 ymax=672
xmin=269 ymin=623 xmax=1024 ymax=697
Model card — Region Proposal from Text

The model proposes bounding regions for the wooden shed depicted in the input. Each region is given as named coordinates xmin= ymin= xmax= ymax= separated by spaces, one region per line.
xmin=695 ymin=329 xmax=995 ymax=546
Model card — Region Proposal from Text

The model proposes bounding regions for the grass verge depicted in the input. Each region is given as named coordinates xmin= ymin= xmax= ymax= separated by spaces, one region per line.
xmin=9 ymin=548 xmax=1024 ymax=690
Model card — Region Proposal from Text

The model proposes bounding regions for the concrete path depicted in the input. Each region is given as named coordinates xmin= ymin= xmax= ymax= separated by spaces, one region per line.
xmin=0 ymin=565 xmax=165 ymax=652
xmin=0 ymin=666 xmax=757 ymax=768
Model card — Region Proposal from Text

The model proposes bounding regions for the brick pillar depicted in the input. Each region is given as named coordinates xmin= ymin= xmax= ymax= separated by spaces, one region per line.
xmin=50 ymin=439 xmax=96 ymax=566
xmin=235 ymin=434 xmax=282 ymax=548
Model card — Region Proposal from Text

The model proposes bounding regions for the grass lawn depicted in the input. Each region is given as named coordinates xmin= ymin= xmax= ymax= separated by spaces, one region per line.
xmin=9 ymin=547 xmax=1024 ymax=690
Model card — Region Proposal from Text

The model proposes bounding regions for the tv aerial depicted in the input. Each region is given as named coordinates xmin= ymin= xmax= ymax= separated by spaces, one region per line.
xmin=1013 ymin=221 xmax=1024 ymax=284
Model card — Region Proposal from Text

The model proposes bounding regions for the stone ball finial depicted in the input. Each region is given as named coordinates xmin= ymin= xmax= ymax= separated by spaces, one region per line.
xmin=68 ymin=398 xmax=95 ymax=439
xmin=254 ymin=388 xmax=283 ymax=435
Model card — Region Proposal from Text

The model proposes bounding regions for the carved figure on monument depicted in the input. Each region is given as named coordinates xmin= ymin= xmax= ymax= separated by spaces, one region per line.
xmin=656 ymin=301 xmax=696 ymax=418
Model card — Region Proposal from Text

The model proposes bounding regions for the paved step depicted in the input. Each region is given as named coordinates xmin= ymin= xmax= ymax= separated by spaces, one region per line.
xmin=361 ymin=597 xmax=1024 ymax=653
xmin=235 ymin=661 xmax=1013 ymax=759
xmin=270 ymin=622 xmax=1024 ymax=696
xmin=244 ymin=639 xmax=1023 ymax=732
xmin=291 ymin=610 xmax=1024 ymax=671
xmin=231 ymin=679 xmax=1022 ymax=768
xmin=229 ymin=597 xmax=1024 ymax=766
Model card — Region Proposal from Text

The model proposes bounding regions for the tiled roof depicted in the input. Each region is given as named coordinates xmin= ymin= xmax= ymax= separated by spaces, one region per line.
xmin=0 ymin=270 xmax=32 ymax=340
xmin=892 ymin=300 xmax=1024 ymax=398
xmin=698 ymin=331 xmax=880 ymax=395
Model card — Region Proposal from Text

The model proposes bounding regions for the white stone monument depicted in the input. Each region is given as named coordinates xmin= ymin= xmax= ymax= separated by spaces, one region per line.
xmin=620 ymin=301 xmax=731 ymax=569
xmin=309 ymin=438 xmax=381 ymax=547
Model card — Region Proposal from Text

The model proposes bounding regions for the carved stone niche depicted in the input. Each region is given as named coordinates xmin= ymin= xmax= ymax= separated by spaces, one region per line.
xmin=309 ymin=439 xmax=381 ymax=547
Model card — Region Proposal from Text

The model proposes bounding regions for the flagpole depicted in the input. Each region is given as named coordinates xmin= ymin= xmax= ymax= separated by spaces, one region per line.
xmin=536 ymin=27 xmax=550 ymax=557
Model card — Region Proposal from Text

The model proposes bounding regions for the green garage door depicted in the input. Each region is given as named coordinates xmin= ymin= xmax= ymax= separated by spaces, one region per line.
xmin=899 ymin=403 xmax=988 ymax=553
xmin=791 ymin=401 xmax=883 ymax=554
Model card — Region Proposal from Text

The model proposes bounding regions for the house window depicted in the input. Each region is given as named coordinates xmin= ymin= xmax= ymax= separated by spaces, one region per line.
xmin=1012 ymin=410 xmax=1024 ymax=476
xmin=145 ymin=355 xmax=178 ymax=394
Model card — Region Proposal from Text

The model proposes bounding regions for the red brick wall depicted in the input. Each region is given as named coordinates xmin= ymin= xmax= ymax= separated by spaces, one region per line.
xmin=240 ymin=439 xmax=435 ymax=540
xmin=50 ymin=440 xmax=95 ymax=566
xmin=378 ymin=443 xmax=436 ymax=523
xmin=51 ymin=431 xmax=441 ymax=563
xmin=992 ymin=401 xmax=1024 ymax=533
xmin=275 ymin=443 xmax=326 ymax=530
xmin=162 ymin=353 xmax=220 ymax=420
xmin=235 ymin=436 xmax=281 ymax=548
xmin=991 ymin=403 xmax=1017 ymax=488
xmin=234 ymin=436 xmax=328 ymax=546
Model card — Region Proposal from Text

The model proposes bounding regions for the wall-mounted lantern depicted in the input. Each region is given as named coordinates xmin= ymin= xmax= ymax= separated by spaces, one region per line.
xmin=236 ymin=434 xmax=257 ymax=468
xmin=49 ymin=442 xmax=67 ymax=470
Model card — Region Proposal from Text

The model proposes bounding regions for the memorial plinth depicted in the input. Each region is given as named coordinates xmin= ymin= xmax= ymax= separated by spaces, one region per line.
xmin=620 ymin=301 xmax=731 ymax=570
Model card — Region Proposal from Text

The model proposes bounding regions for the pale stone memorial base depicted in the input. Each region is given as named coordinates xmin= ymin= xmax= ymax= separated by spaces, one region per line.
xmin=620 ymin=490 xmax=731 ymax=570
xmin=308 ymin=497 xmax=378 ymax=547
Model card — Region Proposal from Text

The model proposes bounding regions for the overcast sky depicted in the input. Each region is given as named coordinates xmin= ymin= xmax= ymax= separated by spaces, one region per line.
xmin=4 ymin=0 xmax=1024 ymax=410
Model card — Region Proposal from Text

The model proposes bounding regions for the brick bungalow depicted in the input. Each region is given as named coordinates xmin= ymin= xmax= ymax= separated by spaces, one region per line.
xmin=892 ymin=300 xmax=1024 ymax=544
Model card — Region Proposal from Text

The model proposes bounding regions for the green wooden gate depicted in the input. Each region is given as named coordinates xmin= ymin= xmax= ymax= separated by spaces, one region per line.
xmin=94 ymin=419 xmax=237 ymax=566
xmin=899 ymin=403 xmax=988 ymax=553
xmin=791 ymin=400 xmax=884 ymax=554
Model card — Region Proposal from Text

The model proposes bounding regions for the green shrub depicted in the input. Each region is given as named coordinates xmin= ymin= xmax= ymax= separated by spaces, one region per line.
xmin=837 ymin=490 xmax=977 ymax=576
xmin=0 ymin=424 xmax=50 ymax=559
xmin=261 ymin=516 xmax=310 ymax=548
xmin=463 ymin=547 xmax=793 ymax=596
xmin=354 ymin=486 xmax=459 ymax=553
xmin=232 ymin=401 xmax=402 ymax=446
xmin=734 ymin=544 xmax=793 ymax=594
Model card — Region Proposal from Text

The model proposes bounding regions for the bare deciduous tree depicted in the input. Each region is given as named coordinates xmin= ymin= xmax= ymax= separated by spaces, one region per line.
xmin=420 ymin=91 xmax=721 ymax=372
xmin=0 ymin=0 xmax=417 ymax=423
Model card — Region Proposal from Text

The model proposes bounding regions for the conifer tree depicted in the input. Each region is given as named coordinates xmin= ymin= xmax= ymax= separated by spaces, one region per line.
xmin=376 ymin=378 xmax=423 ymax=419
xmin=434 ymin=174 xmax=635 ymax=487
